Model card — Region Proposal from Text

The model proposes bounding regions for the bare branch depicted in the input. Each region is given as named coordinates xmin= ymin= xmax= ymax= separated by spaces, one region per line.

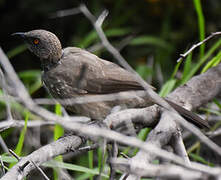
xmin=0 ymin=135 xmax=9 ymax=153
xmin=0 ymin=156 xmax=6 ymax=175
xmin=177 ymin=32 xmax=221 ymax=62
xmin=206 ymin=128 xmax=221 ymax=138
xmin=0 ymin=119 xmax=55 ymax=131
xmin=2 ymin=135 xmax=83 ymax=180
xmin=8 ymin=149 xmax=20 ymax=161
xmin=33 ymin=90 xmax=148 ymax=106
xmin=30 ymin=160 xmax=50 ymax=180
xmin=171 ymin=130 xmax=190 ymax=165
xmin=113 ymin=158 xmax=205 ymax=180
xmin=0 ymin=68 xmax=12 ymax=120
xmin=96 ymin=10 xmax=109 ymax=27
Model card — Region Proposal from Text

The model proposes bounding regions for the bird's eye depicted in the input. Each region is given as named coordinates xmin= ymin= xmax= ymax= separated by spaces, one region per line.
xmin=33 ymin=39 xmax=39 ymax=45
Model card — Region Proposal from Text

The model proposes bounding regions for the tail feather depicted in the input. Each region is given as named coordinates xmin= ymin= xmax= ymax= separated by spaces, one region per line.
xmin=165 ymin=99 xmax=210 ymax=129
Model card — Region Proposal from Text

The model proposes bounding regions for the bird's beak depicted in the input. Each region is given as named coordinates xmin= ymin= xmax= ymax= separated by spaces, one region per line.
xmin=11 ymin=32 xmax=26 ymax=39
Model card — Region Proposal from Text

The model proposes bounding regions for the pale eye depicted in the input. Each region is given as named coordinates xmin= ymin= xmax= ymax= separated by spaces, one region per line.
xmin=33 ymin=39 xmax=39 ymax=45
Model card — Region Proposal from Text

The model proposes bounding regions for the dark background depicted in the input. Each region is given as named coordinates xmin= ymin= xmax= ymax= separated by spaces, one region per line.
xmin=1 ymin=0 xmax=221 ymax=77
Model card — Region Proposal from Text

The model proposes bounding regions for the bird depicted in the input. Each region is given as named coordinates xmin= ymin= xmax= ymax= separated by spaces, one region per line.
xmin=12 ymin=29 xmax=209 ymax=128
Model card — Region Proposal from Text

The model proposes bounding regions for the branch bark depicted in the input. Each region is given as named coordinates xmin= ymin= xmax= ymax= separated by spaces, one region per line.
xmin=1 ymin=135 xmax=83 ymax=180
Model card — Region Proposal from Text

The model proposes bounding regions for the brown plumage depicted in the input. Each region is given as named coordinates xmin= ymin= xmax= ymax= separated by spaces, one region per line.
xmin=12 ymin=29 xmax=210 ymax=128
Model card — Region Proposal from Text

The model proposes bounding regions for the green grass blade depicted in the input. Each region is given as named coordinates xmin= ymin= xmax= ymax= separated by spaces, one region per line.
xmin=159 ymin=79 xmax=176 ymax=97
xmin=1 ymin=155 xmax=17 ymax=163
xmin=7 ymin=45 xmax=27 ymax=59
xmin=201 ymin=51 xmax=221 ymax=73
xmin=44 ymin=161 xmax=108 ymax=178
xmin=79 ymin=28 xmax=131 ymax=48
xmin=200 ymin=107 xmax=221 ymax=116
xmin=0 ymin=90 xmax=38 ymax=120
xmin=189 ymin=153 xmax=214 ymax=166
xmin=181 ymin=53 xmax=192 ymax=81
xmin=9 ymin=112 xmax=29 ymax=168
xmin=97 ymin=147 xmax=103 ymax=172
xmin=180 ymin=39 xmax=221 ymax=85
xmin=136 ymin=65 xmax=153 ymax=80
xmin=193 ymin=0 xmax=205 ymax=58
xmin=170 ymin=59 xmax=183 ymax=79
xmin=18 ymin=70 xmax=41 ymax=79
xmin=54 ymin=104 xmax=64 ymax=141
xmin=18 ymin=70 xmax=42 ymax=94
xmin=14 ymin=112 xmax=29 ymax=155
xmin=213 ymin=99 xmax=221 ymax=110
xmin=87 ymin=141 xmax=93 ymax=180
xmin=129 ymin=35 xmax=173 ymax=50
xmin=53 ymin=103 xmax=64 ymax=180
xmin=133 ymin=128 xmax=151 ymax=155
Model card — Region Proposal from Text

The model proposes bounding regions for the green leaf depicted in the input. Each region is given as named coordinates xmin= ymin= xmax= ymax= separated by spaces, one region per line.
xmin=9 ymin=112 xmax=29 ymax=168
xmin=170 ymin=60 xmax=182 ymax=79
xmin=7 ymin=44 xmax=27 ymax=58
xmin=54 ymin=103 xmax=63 ymax=140
xmin=213 ymin=99 xmax=221 ymax=110
xmin=53 ymin=103 xmax=64 ymax=179
xmin=105 ymin=28 xmax=131 ymax=37
xmin=18 ymin=70 xmax=41 ymax=79
xmin=15 ymin=112 xmax=29 ymax=155
xmin=1 ymin=155 xmax=17 ymax=163
xmin=159 ymin=79 xmax=176 ymax=97
xmin=135 ymin=65 xmax=153 ymax=80
xmin=180 ymin=39 xmax=221 ymax=85
xmin=0 ymin=90 xmax=38 ymax=120
xmin=129 ymin=36 xmax=173 ymax=50
xmin=201 ymin=51 xmax=221 ymax=73
xmin=189 ymin=153 xmax=214 ymax=166
xmin=133 ymin=128 xmax=151 ymax=155
xmin=88 ymin=141 xmax=93 ymax=180
xmin=97 ymin=147 xmax=103 ymax=172
xmin=79 ymin=28 xmax=131 ymax=48
xmin=200 ymin=107 xmax=221 ymax=116
xmin=181 ymin=53 xmax=192 ymax=82
xmin=193 ymin=0 xmax=205 ymax=58
xmin=44 ymin=161 xmax=108 ymax=177
xmin=18 ymin=70 xmax=42 ymax=94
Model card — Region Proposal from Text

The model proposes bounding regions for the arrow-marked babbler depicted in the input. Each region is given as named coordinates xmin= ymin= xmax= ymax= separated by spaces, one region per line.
xmin=12 ymin=29 xmax=210 ymax=128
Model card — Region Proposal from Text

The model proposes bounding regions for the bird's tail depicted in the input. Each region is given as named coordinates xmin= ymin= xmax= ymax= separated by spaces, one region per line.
xmin=165 ymin=99 xmax=210 ymax=129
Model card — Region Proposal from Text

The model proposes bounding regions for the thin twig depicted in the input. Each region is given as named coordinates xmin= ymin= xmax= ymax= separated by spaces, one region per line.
xmin=0 ymin=135 xmax=9 ymax=153
xmin=0 ymin=156 xmax=5 ymax=175
xmin=0 ymin=68 xmax=13 ymax=120
xmin=9 ymin=149 xmax=20 ymax=161
xmin=108 ymin=141 xmax=118 ymax=180
xmin=171 ymin=130 xmax=190 ymax=165
xmin=30 ymin=160 xmax=50 ymax=180
xmin=206 ymin=128 xmax=221 ymax=138
xmin=177 ymin=32 xmax=221 ymax=62
xmin=113 ymin=158 xmax=205 ymax=179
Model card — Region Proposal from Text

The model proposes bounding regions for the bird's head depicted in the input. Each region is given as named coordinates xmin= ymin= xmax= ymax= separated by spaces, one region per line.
xmin=12 ymin=30 xmax=62 ymax=63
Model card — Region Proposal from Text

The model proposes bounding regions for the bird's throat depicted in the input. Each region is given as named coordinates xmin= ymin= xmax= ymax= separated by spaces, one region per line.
xmin=40 ymin=58 xmax=60 ymax=72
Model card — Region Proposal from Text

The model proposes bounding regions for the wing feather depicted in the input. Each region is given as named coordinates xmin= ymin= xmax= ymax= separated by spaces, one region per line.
xmin=61 ymin=47 xmax=152 ymax=94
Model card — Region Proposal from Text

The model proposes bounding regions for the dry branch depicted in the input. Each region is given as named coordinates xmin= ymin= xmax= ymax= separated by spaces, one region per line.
xmin=0 ymin=4 xmax=221 ymax=180
xmin=1 ymin=135 xmax=83 ymax=180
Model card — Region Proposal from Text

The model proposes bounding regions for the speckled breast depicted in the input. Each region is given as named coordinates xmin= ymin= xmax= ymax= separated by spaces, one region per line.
xmin=42 ymin=71 xmax=75 ymax=99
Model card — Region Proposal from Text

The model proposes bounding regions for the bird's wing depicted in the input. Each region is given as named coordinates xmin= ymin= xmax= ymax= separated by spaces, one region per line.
xmin=62 ymin=47 xmax=152 ymax=94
